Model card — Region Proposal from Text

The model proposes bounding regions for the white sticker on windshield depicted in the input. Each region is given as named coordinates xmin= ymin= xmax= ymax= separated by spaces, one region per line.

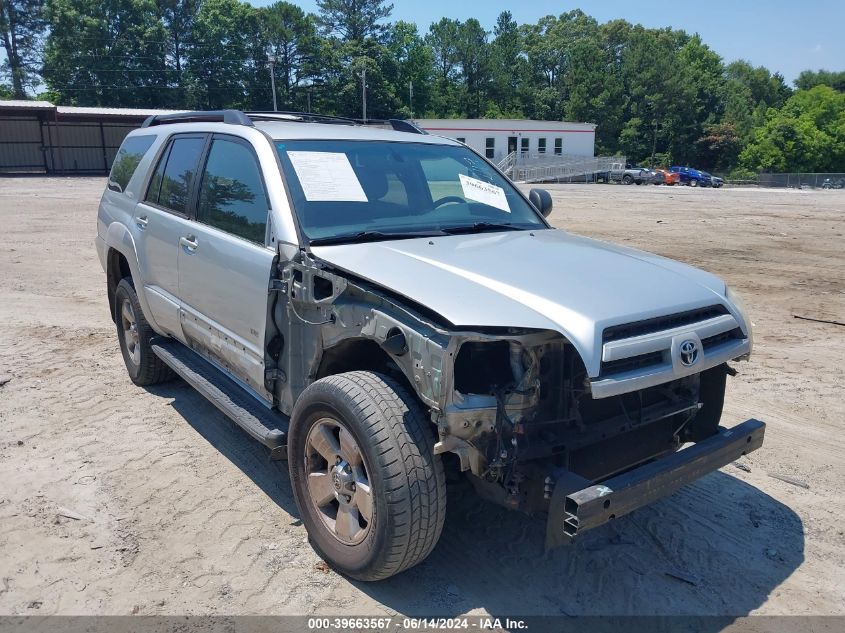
xmin=287 ymin=151 xmax=368 ymax=202
xmin=458 ymin=174 xmax=510 ymax=213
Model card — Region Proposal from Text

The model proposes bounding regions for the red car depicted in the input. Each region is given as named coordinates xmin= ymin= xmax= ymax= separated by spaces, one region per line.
xmin=654 ymin=169 xmax=681 ymax=185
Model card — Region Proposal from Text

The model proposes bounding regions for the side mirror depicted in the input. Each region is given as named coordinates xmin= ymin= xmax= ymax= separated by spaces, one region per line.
xmin=529 ymin=188 xmax=553 ymax=218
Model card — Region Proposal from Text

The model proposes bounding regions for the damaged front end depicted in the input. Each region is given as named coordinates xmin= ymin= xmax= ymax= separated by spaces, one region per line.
xmin=267 ymin=252 xmax=764 ymax=548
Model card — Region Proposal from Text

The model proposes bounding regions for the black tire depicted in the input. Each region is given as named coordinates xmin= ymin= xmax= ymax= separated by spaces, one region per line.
xmin=114 ymin=278 xmax=174 ymax=386
xmin=289 ymin=371 xmax=446 ymax=581
xmin=622 ymin=174 xmax=634 ymax=185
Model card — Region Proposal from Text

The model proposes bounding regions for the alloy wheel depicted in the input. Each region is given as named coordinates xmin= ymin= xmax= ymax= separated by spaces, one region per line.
xmin=304 ymin=417 xmax=373 ymax=545
xmin=120 ymin=298 xmax=141 ymax=367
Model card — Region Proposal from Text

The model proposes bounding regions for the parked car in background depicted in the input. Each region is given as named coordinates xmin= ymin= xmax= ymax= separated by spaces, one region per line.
xmin=654 ymin=169 xmax=681 ymax=186
xmin=629 ymin=165 xmax=664 ymax=185
xmin=822 ymin=178 xmax=844 ymax=189
xmin=596 ymin=163 xmax=654 ymax=185
xmin=704 ymin=172 xmax=724 ymax=188
xmin=671 ymin=166 xmax=712 ymax=187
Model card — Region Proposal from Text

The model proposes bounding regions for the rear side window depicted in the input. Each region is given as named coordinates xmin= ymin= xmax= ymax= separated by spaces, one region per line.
xmin=196 ymin=138 xmax=269 ymax=244
xmin=146 ymin=136 xmax=205 ymax=215
xmin=108 ymin=135 xmax=155 ymax=193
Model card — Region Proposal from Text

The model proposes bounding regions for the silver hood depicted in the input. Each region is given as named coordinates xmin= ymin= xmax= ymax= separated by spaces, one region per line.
xmin=311 ymin=228 xmax=735 ymax=377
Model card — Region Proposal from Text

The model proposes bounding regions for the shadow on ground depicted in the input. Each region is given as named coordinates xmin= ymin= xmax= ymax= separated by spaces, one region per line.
xmin=150 ymin=380 xmax=803 ymax=622
xmin=149 ymin=381 xmax=299 ymax=518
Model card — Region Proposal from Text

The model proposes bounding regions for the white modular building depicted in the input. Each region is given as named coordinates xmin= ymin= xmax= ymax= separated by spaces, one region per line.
xmin=413 ymin=119 xmax=597 ymax=163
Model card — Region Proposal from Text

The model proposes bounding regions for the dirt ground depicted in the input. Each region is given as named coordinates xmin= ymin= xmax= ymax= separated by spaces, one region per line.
xmin=0 ymin=178 xmax=843 ymax=617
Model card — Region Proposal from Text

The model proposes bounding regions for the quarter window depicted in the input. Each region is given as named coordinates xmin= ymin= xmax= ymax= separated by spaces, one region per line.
xmin=108 ymin=135 xmax=155 ymax=193
xmin=146 ymin=136 xmax=205 ymax=214
xmin=196 ymin=138 xmax=269 ymax=244
xmin=485 ymin=137 xmax=495 ymax=159
xmin=554 ymin=138 xmax=563 ymax=155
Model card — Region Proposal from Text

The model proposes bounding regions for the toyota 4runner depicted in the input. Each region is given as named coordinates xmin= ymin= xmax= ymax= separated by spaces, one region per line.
xmin=96 ymin=110 xmax=765 ymax=581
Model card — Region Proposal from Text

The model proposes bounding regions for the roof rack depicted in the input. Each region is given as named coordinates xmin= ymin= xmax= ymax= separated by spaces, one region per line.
xmin=140 ymin=109 xmax=427 ymax=135
xmin=246 ymin=110 xmax=359 ymax=125
xmin=141 ymin=109 xmax=253 ymax=128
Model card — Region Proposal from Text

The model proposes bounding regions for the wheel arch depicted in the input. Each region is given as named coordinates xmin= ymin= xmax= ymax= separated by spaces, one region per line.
xmin=315 ymin=338 xmax=416 ymax=397
xmin=103 ymin=222 xmax=160 ymax=331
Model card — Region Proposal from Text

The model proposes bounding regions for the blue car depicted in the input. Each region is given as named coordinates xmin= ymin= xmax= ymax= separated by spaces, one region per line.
xmin=670 ymin=166 xmax=712 ymax=187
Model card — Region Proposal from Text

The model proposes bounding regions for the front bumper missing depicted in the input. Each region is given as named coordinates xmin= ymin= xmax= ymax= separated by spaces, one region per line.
xmin=545 ymin=418 xmax=765 ymax=549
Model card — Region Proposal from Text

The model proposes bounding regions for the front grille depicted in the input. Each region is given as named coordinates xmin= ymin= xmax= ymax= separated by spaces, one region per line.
xmin=601 ymin=351 xmax=664 ymax=377
xmin=701 ymin=327 xmax=743 ymax=349
xmin=602 ymin=305 xmax=729 ymax=343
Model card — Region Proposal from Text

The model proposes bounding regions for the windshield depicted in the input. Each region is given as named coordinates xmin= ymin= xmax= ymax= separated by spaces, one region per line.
xmin=275 ymin=140 xmax=546 ymax=244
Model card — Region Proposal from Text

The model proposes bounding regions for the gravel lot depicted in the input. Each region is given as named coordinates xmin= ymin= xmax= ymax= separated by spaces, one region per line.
xmin=0 ymin=178 xmax=843 ymax=616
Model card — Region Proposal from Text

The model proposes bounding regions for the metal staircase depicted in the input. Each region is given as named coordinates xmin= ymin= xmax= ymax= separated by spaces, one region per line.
xmin=497 ymin=152 xmax=626 ymax=184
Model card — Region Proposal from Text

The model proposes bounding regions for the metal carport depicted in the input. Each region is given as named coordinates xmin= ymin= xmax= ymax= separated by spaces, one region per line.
xmin=0 ymin=101 xmax=182 ymax=175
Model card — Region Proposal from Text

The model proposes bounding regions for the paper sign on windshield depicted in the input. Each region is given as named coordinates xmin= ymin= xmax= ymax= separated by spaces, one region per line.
xmin=287 ymin=151 xmax=368 ymax=202
xmin=459 ymin=174 xmax=510 ymax=213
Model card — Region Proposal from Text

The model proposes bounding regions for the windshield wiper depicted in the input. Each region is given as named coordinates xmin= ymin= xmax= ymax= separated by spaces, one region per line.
xmin=440 ymin=222 xmax=528 ymax=235
xmin=308 ymin=230 xmax=445 ymax=247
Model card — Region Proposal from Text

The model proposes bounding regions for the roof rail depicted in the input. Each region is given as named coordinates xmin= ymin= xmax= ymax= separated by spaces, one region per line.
xmin=141 ymin=110 xmax=254 ymax=128
xmin=247 ymin=110 xmax=427 ymax=134
xmin=246 ymin=110 xmax=359 ymax=125
xmin=139 ymin=108 xmax=427 ymax=135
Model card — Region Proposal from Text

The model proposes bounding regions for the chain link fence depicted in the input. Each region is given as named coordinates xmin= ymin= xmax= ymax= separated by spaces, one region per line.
xmin=755 ymin=173 xmax=845 ymax=189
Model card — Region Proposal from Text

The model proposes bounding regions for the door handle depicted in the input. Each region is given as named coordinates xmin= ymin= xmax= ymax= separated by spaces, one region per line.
xmin=135 ymin=216 xmax=148 ymax=229
xmin=180 ymin=235 xmax=198 ymax=252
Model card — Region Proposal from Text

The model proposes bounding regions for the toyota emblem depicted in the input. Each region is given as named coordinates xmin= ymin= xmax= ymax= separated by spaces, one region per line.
xmin=679 ymin=339 xmax=699 ymax=366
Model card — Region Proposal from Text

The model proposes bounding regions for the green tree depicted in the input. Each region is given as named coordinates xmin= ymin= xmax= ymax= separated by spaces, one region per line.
xmin=697 ymin=121 xmax=743 ymax=171
xmin=1 ymin=0 xmax=46 ymax=98
xmin=385 ymin=20 xmax=431 ymax=117
xmin=42 ymin=0 xmax=169 ymax=106
xmin=795 ymin=69 xmax=845 ymax=92
xmin=328 ymin=38 xmax=400 ymax=118
xmin=261 ymin=1 xmax=320 ymax=109
xmin=489 ymin=11 xmax=523 ymax=116
xmin=720 ymin=60 xmax=791 ymax=147
xmin=184 ymin=0 xmax=264 ymax=109
xmin=740 ymin=85 xmax=845 ymax=172
xmin=455 ymin=18 xmax=489 ymax=118
xmin=425 ymin=17 xmax=460 ymax=117
xmin=156 ymin=0 xmax=199 ymax=95
xmin=316 ymin=0 xmax=392 ymax=42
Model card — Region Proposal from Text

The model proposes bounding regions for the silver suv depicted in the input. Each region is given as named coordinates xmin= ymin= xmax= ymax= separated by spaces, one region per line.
xmin=96 ymin=110 xmax=764 ymax=581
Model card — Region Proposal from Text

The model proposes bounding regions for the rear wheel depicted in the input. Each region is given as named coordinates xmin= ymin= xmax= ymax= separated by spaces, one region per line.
xmin=622 ymin=174 xmax=634 ymax=185
xmin=114 ymin=278 xmax=174 ymax=386
xmin=690 ymin=179 xmax=699 ymax=187
xmin=289 ymin=371 xmax=446 ymax=581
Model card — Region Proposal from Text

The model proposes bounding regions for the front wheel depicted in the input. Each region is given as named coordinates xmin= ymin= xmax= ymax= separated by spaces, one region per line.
xmin=690 ymin=179 xmax=699 ymax=187
xmin=289 ymin=371 xmax=446 ymax=581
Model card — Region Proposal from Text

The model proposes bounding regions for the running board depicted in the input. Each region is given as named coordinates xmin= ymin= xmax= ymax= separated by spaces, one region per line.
xmin=151 ymin=339 xmax=288 ymax=458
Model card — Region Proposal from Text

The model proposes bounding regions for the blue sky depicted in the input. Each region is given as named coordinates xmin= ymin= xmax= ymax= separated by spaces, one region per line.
xmin=252 ymin=0 xmax=845 ymax=84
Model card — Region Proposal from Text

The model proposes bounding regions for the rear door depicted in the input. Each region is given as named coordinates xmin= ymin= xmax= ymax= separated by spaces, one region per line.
xmin=176 ymin=134 xmax=276 ymax=398
xmin=133 ymin=134 xmax=206 ymax=337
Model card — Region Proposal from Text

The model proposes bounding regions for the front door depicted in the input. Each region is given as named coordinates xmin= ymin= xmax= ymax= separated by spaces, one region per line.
xmin=508 ymin=136 xmax=517 ymax=154
xmin=176 ymin=134 xmax=276 ymax=398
